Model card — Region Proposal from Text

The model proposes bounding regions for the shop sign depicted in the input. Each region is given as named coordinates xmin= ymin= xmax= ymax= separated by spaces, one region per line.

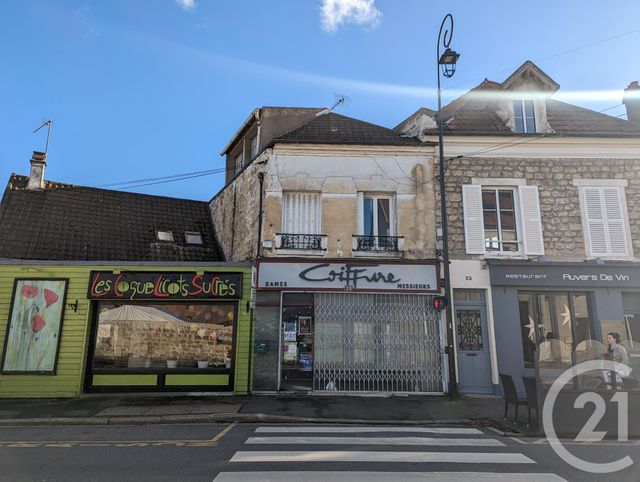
xmin=87 ymin=271 xmax=243 ymax=300
xmin=257 ymin=261 xmax=438 ymax=292
xmin=490 ymin=263 xmax=640 ymax=288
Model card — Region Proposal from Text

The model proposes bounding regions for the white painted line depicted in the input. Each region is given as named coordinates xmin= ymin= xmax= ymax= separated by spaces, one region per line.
xmin=246 ymin=436 xmax=504 ymax=447
xmin=214 ymin=472 xmax=565 ymax=482
xmin=254 ymin=426 xmax=484 ymax=435
xmin=230 ymin=451 xmax=535 ymax=464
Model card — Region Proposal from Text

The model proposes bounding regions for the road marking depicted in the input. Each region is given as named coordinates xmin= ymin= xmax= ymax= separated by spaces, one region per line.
xmin=230 ymin=451 xmax=535 ymax=464
xmin=0 ymin=439 xmax=218 ymax=449
xmin=212 ymin=423 xmax=237 ymax=442
xmin=246 ymin=436 xmax=504 ymax=447
xmin=214 ymin=472 xmax=566 ymax=482
xmin=254 ymin=426 xmax=484 ymax=435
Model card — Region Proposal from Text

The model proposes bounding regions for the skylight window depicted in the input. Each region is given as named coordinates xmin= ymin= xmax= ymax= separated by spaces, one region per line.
xmin=185 ymin=231 xmax=203 ymax=245
xmin=156 ymin=230 xmax=175 ymax=242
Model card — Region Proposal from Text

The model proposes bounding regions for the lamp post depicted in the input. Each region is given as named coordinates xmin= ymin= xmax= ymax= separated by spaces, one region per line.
xmin=437 ymin=13 xmax=460 ymax=400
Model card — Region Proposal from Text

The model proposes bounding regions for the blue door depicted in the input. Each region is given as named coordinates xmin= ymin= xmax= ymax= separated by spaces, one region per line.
xmin=454 ymin=290 xmax=493 ymax=394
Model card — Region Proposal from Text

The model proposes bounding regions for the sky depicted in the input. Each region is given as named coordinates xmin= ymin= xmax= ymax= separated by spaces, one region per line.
xmin=1 ymin=0 xmax=639 ymax=201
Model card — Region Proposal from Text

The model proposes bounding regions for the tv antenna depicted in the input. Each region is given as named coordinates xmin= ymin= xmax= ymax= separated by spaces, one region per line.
xmin=33 ymin=120 xmax=53 ymax=154
xmin=330 ymin=93 xmax=350 ymax=111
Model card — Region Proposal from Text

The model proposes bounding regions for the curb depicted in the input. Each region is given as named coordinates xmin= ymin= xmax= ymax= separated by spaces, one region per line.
xmin=0 ymin=413 xmax=514 ymax=429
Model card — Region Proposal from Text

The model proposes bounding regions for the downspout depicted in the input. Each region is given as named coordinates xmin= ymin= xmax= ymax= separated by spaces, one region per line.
xmin=256 ymin=172 xmax=265 ymax=258
xmin=247 ymin=303 xmax=255 ymax=394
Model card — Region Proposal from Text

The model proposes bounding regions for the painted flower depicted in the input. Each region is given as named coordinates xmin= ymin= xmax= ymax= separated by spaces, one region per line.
xmin=31 ymin=314 xmax=46 ymax=333
xmin=43 ymin=288 xmax=59 ymax=307
xmin=21 ymin=285 xmax=38 ymax=299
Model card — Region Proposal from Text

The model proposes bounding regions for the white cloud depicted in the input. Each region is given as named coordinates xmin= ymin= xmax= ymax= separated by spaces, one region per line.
xmin=320 ymin=0 xmax=382 ymax=33
xmin=175 ymin=0 xmax=197 ymax=12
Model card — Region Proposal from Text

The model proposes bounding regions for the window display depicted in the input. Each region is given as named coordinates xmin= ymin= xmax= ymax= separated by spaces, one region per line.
xmin=93 ymin=302 xmax=235 ymax=371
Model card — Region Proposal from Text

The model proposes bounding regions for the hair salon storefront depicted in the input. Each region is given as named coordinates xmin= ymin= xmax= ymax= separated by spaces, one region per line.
xmin=253 ymin=259 xmax=445 ymax=394
xmin=489 ymin=260 xmax=640 ymax=393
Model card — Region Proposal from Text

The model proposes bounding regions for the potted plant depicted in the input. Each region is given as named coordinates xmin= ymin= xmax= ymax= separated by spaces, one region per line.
xmin=166 ymin=349 xmax=178 ymax=369
xmin=224 ymin=349 xmax=232 ymax=369
xmin=197 ymin=360 xmax=209 ymax=369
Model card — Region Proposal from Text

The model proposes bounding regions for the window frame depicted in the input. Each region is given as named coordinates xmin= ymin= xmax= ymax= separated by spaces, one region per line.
xmin=281 ymin=191 xmax=322 ymax=235
xmin=361 ymin=194 xmax=396 ymax=238
xmin=250 ymin=135 xmax=258 ymax=159
xmin=234 ymin=151 xmax=244 ymax=175
xmin=481 ymin=187 xmax=521 ymax=254
xmin=514 ymin=99 xmax=536 ymax=133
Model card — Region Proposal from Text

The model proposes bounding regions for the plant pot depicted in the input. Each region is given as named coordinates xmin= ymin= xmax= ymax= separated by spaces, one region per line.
xmin=144 ymin=358 xmax=152 ymax=368
xmin=128 ymin=356 xmax=145 ymax=368
xmin=225 ymin=358 xmax=232 ymax=369
xmin=166 ymin=360 xmax=178 ymax=369
xmin=197 ymin=360 xmax=209 ymax=369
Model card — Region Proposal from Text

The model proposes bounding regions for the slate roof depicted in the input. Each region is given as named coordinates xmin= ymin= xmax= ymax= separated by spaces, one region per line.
xmin=271 ymin=112 xmax=432 ymax=147
xmin=0 ymin=174 xmax=223 ymax=262
xmin=396 ymin=62 xmax=640 ymax=137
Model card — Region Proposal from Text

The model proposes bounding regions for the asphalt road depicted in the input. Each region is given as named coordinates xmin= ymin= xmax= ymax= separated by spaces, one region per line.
xmin=0 ymin=422 xmax=639 ymax=481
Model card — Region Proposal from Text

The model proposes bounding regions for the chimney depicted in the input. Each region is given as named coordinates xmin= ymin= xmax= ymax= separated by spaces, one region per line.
xmin=623 ymin=81 xmax=640 ymax=122
xmin=27 ymin=151 xmax=46 ymax=190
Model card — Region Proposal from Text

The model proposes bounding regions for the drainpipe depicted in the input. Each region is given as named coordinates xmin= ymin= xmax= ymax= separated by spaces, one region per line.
xmin=256 ymin=172 xmax=265 ymax=258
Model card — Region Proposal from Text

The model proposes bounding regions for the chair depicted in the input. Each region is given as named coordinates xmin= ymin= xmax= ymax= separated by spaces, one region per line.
xmin=522 ymin=376 xmax=539 ymax=428
xmin=499 ymin=373 xmax=527 ymax=423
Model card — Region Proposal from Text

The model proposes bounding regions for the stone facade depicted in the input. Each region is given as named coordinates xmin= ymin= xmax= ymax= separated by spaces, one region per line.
xmin=210 ymin=155 xmax=264 ymax=261
xmin=437 ymin=156 xmax=640 ymax=261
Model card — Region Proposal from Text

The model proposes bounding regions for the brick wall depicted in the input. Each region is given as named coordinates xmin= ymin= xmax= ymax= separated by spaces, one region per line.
xmin=438 ymin=156 xmax=640 ymax=260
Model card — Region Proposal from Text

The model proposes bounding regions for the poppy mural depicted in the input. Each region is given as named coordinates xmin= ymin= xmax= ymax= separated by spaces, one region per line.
xmin=1 ymin=279 xmax=68 ymax=374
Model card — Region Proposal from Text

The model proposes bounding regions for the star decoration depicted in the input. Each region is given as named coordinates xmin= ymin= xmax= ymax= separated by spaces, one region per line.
xmin=560 ymin=304 xmax=571 ymax=326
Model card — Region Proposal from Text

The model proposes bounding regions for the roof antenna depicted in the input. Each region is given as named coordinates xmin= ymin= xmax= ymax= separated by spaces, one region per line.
xmin=315 ymin=93 xmax=351 ymax=116
xmin=33 ymin=120 xmax=53 ymax=155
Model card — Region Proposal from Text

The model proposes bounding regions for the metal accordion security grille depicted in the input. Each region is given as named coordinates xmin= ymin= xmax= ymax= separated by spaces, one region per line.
xmin=313 ymin=292 xmax=444 ymax=393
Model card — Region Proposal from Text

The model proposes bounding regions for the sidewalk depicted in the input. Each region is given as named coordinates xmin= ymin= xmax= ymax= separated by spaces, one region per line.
xmin=0 ymin=393 xmax=535 ymax=433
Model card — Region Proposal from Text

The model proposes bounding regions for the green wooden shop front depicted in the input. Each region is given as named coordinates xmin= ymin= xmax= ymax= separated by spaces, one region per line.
xmin=0 ymin=262 xmax=253 ymax=397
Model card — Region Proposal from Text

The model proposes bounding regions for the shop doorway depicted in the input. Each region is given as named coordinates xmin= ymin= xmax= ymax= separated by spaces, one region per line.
xmin=280 ymin=293 xmax=314 ymax=391
xmin=312 ymin=292 xmax=443 ymax=393
xmin=453 ymin=290 xmax=493 ymax=394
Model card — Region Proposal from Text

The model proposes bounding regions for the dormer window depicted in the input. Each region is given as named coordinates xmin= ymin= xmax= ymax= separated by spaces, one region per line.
xmin=156 ymin=230 xmax=174 ymax=242
xmin=185 ymin=231 xmax=203 ymax=245
xmin=514 ymin=99 xmax=536 ymax=133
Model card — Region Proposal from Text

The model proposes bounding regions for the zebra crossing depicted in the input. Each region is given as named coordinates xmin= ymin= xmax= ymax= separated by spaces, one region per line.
xmin=213 ymin=425 xmax=567 ymax=481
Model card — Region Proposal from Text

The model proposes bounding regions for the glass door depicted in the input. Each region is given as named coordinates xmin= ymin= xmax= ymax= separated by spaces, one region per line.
xmin=280 ymin=293 xmax=314 ymax=391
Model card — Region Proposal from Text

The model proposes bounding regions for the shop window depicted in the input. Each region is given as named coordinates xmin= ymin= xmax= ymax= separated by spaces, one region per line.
xmin=92 ymin=302 xmax=235 ymax=371
xmin=518 ymin=291 xmax=593 ymax=368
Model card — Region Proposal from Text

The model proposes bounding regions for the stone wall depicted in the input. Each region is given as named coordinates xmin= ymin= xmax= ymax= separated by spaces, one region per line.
xmin=210 ymin=155 xmax=265 ymax=261
xmin=94 ymin=320 xmax=232 ymax=367
xmin=438 ymin=156 xmax=640 ymax=260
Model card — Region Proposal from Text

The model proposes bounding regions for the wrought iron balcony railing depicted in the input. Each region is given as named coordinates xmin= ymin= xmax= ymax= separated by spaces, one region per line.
xmin=276 ymin=233 xmax=327 ymax=250
xmin=353 ymin=235 xmax=404 ymax=252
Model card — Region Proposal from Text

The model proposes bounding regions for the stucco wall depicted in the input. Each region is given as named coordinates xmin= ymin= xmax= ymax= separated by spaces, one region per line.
xmin=438 ymin=156 xmax=640 ymax=261
xmin=260 ymin=147 xmax=438 ymax=259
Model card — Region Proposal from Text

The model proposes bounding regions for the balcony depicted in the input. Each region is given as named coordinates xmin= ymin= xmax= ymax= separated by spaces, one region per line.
xmin=276 ymin=233 xmax=327 ymax=253
xmin=352 ymin=235 xmax=404 ymax=256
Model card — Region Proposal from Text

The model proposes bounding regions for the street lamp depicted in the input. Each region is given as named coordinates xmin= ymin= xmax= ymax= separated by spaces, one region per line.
xmin=436 ymin=13 xmax=460 ymax=400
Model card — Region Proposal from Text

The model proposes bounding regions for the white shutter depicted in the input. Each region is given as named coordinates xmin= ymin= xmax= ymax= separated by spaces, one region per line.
xmin=283 ymin=192 xmax=320 ymax=234
xmin=462 ymin=184 xmax=486 ymax=254
xmin=518 ymin=185 xmax=545 ymax=256
xmin=583 ymin=187 xmax=607 ymax=256
xmin=603 ymin=187 xmax=629 ymax=256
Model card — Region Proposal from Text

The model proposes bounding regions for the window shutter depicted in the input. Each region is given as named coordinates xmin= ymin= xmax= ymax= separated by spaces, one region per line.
xmin=583 ymin=187 xmax=608 ymax=256
xmin=283 ymin=192 xmax=320 ymax=234
xmin=603 ymin=187 xmax=629 ymax=256
xmin=518 ymin=185 xmax=545 ymax=256
xmin=462 ymin=184 xmax=486 ymax=254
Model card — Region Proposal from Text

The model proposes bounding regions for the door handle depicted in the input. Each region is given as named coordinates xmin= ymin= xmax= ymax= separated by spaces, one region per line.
xmin=466 ymin=353 xmax=477 ymax=357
